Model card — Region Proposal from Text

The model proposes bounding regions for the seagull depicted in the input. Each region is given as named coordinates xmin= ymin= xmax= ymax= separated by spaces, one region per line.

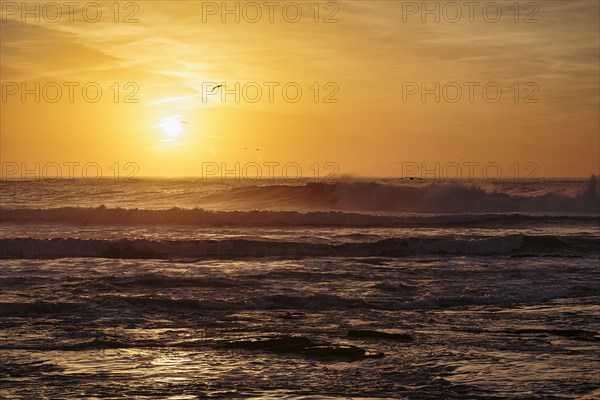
xmin=209 ymin=84 xmax=224 ymax=93
xmin=180 ymin=121 xmax=189 ymax=125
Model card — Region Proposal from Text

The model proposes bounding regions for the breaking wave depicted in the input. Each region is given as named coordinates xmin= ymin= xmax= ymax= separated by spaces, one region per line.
xmin=199 ymin=176 xmax=600 ymax=213
xmin=2 ymin=178 xmax=598 ymax=225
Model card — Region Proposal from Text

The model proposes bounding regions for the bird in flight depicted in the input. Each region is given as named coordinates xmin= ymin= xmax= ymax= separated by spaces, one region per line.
xmin=180 ymin=121 xmax=189 ymax=125
xmin=209 ymin=84 xmax=224 ymax=93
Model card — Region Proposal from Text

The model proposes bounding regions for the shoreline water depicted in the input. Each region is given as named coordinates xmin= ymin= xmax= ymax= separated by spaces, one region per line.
xmin=1 ymin=178 xmax=598 ymax=398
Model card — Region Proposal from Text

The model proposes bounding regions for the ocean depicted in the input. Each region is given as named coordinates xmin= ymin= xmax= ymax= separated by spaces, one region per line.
xmin=1 ymin=177 xmax=599 ymax=399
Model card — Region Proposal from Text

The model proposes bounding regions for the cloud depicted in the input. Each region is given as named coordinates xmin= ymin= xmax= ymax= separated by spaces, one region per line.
xmin=0 ymin=19 xmax=120 ymax=81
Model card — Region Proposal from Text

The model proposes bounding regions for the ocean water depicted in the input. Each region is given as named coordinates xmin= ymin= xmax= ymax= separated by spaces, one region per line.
xmin=1 ymin=178 xmax=599 ymax=399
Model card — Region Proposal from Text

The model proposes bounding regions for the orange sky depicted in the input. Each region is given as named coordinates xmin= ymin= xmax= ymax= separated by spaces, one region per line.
xmin=1 ymin=0 xmax=599 ymax=178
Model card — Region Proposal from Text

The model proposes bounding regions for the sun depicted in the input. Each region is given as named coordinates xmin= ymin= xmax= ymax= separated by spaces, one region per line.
xmin=159 ymin=115 xmax=185 ymax=140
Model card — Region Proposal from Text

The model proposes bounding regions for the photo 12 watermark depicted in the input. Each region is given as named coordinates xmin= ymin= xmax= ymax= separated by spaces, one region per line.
xmin=200 ymin=161 xmax=340 ymax=182
xmin=401 ymin=82 xmax=539 ymax=104
xmin=398 ymin=1 xmax=539 ymax=23
xmin=399 ymin=161 xmax=540 ymax=181
xmin=1 ymin=82 xmax=140 ymax=104
xmin=0 ymin=162 xmax=140 ymax=181
xmin=201 ymin=81 xmax=340 ymax=104
xmin=1 ymin=1 xmax=140 ymax=23
xmin=198 ymin=1 xmax=339 ymax=24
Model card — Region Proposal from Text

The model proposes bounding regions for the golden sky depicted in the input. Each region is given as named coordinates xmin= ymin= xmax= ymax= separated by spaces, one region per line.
xmin=1 ymin=0 xmax=599 ymax=178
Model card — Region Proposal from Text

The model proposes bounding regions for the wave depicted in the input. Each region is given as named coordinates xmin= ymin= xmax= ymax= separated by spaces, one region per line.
xmin=1 ymin=235 xmax=597 ymax=259
xmin=199 ymin=176 xmax=600 ymax=213
xmin=1 ymin=207 xmax=598 ymax=228
xmin=1 ymin=178 xmax=598 ymax=224
xmin=2 ymin=282 xmax=597 ymax=322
